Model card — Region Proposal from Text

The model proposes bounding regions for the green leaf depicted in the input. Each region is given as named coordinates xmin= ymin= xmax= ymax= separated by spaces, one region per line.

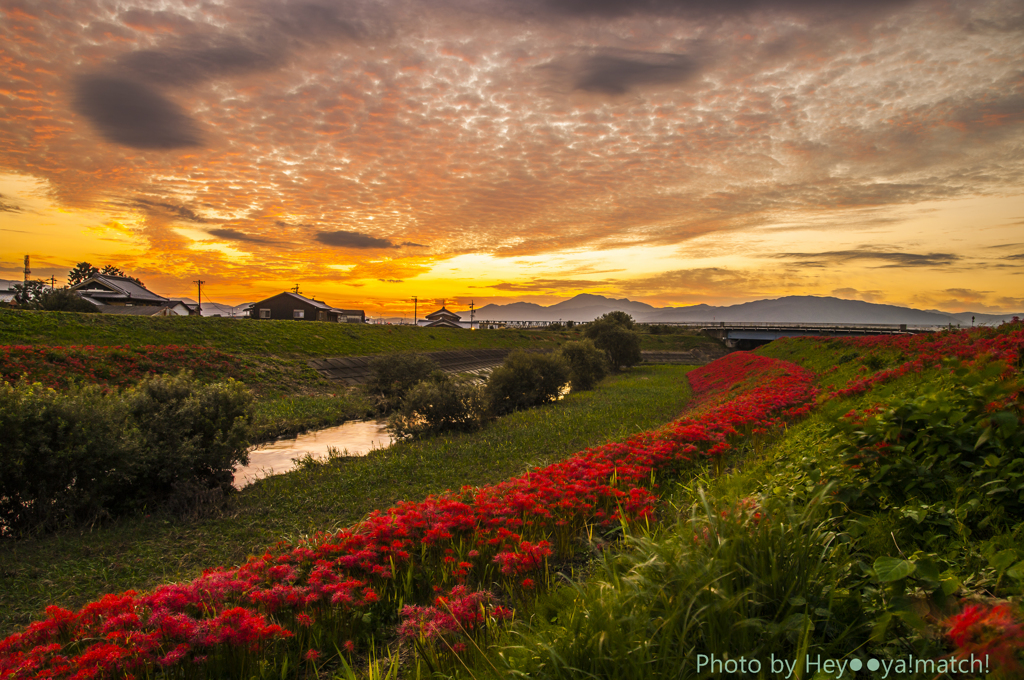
xmin=874 ymin=556 xmax=916 ymax=583
xmin=1007 ymin=562 xmax=1024 ymax=580
xmin=974 ymin=426 xmax=993 ymax=450
xmin=989 ymin=550 xmax=1017 ymax=572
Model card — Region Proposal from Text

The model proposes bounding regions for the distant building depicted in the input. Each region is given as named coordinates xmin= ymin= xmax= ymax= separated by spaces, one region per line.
xmin=248 ymin=292 xmax=365 ymax=323
xmin=419 ymin=306 xmax=474 ymax=329
xmin=68 ymin=274 xmax=191 ymax=316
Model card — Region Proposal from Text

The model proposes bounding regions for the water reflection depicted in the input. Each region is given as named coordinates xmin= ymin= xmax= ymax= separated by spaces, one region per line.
xmin=234 ymin=420 xmax=392 ymax=488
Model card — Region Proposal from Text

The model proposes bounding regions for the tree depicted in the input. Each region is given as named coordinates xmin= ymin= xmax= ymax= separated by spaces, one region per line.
xmin=559 ymin=339 xmax=608 ymax=390
xmin=67 ymin=262 xmax=98 ymax=286
xmin=485 ymin=350 xmax=571 ymax=416
xmin=101 ymin=264 xmax=125 ymax=277
xmin=12 ymin=280 xmax=46 ymax=307
xmin=584 ymin=312 xmax=642 ymax=371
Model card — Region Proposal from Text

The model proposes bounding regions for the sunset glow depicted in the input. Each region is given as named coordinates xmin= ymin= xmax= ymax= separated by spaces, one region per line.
xmin=2 ymin=0 xmax=1022 ymax=314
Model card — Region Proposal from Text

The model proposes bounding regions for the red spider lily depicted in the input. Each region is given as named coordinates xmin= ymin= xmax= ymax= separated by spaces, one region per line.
xmin=945 ymin=603 xmax=1024 ymax=676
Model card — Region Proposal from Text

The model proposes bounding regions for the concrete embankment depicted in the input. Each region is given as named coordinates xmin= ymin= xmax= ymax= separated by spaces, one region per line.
xmin=309 ymin=347 xmax=730 ymax=385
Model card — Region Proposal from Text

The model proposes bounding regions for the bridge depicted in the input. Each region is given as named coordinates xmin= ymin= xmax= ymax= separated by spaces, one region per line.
xmin=691 ymin=322 xmax=930 ymax=349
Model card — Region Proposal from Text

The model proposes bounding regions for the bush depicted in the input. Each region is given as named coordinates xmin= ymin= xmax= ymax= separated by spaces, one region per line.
xmin=559 ymin=339 xmax=607 ymax=391
xmin=363 ymin=353 xmax=439 ymax=413
xmin=485 ymin=350 xmax=570 ymax=416
xmin=0 ymin=372 xmax=253 ymax=536
xmin=35 ymin=288 xmax=99 ymax=313
xmin=388 ymin=371 xmax=485 ymax=438
xmin=584 ymin=312 xmax=642 ymax=371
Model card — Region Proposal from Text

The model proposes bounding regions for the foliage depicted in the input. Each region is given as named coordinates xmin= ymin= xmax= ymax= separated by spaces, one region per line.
xmin=485 ymin=350 xmax=571 ymax=416
xmin=0 ymin=373 xmax=253 ymax=536
xmin=496 ymin=491 xmax=863 ymax=679
xmin=362 ymin=352 xmax=439 ymax=413
xmin=66 ymin=262 xmax=98 ymax=286
xmin=388 ymin=371 xmax=486 ymax=438
xmin=9 ymin=281 xmax=46 ymax=308
xmin=32 ymin=288 xmax=98 ymax=313
xmin=584 ymin=312 xmax=642 ymax=371
xmin=832 ymin=361 xmax=1024 ymax=533
xmin=558 ymin=338 xmax=607 ymax=390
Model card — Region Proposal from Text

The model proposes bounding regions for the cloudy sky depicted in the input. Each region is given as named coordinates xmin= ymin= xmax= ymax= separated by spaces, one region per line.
xmin=2 ymin=0 xmax=1023 ymax=315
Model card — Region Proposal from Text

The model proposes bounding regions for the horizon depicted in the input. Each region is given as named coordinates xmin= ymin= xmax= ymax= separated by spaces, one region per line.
xmin=2 ymin=0 xmax=1023 ymax=314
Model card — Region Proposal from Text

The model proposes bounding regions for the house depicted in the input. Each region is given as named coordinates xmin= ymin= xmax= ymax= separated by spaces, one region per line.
xmin=419 ymin=306 xmax=473 ymax=329
xmin=68 ymin=274 xmax=191 ymax=316
xmin=248 ymin=292 xmax=365 ymax=323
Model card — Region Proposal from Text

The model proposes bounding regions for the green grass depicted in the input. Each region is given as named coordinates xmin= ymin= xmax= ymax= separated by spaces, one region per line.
xmin=0 ymin=309 xmax=567 ymax=358
xmin=0 ymin=364 xmax=694 ymax=637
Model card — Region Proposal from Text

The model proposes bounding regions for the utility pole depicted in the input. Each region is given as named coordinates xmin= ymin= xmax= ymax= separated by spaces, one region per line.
xmin=412 ymin=295 xmax=418 ymax=326
xmin=292 ymin=284 xmax=300 ymax=295
xmin=194 ymin=279 xmax=205 ymax=315
xmin=469 ymin=300 xmax=475 ymax=329
xmin=23 ymin=255 xmax=29 ymax=284
xmin=47 ymin=275 xmax=56 ymax=291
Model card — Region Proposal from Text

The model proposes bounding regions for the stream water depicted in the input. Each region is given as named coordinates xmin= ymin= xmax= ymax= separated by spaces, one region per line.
xmin=233 ymin=420 xmax=393 ymax=488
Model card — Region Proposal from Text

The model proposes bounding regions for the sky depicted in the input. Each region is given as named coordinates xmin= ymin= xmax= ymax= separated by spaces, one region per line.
xmin=1 ymin=0 xmax=1023 ymax=316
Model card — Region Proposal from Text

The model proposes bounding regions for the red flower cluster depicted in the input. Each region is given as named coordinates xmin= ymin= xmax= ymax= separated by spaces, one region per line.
xmin=823 ymin=324 xmax=1024 ymax=400
xmin=0 ymin=351 xmax=816 ymax=679
xmin=945 ymin=602 xmax=1024 ymax=676
xmin=0 ymin=345 xmax=239 ymax=390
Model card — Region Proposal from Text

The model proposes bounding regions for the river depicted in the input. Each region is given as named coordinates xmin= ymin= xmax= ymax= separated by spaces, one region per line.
xmin=233 ymin=420 xmax=393 ymax=487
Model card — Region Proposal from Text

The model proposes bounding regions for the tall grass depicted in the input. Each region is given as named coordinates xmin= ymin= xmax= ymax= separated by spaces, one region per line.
xmin=492 ymin=488 xmax=864 ymax=679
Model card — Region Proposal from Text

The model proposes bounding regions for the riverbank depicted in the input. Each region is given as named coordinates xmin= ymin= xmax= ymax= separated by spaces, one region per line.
xmin=0 ymin=364 xmax=694 ymax=636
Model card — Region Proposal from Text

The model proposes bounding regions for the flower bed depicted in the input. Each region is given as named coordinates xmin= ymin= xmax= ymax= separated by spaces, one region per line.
xmin=0 ymin=352 xmax=817 ymax=679
xmin=0 ymin=345 xmax=239 ymax=390
xmin=824 ymin=323 xmax=1023 ymax=400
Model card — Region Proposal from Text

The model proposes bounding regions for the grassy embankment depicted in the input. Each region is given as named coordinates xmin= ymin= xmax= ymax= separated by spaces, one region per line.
xmin=0 ymin=309 xmax=719 ymax=441
xmin=0 ymin=362 xmax=694 ymax=637
xmin=477 ymin=329 xmax=1024 ymax=679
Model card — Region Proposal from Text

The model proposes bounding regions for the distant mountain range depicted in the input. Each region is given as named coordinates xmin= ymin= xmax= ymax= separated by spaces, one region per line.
xmin=464 ymin=294 xmax=1022 ymax=326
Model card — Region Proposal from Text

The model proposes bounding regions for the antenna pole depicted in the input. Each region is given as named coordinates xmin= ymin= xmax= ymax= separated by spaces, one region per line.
xmin=412 ymin=295 xmax=418 ymax=326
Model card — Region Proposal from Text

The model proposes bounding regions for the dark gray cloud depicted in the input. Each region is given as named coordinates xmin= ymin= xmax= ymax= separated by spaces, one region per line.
xmin=207 ymin=228 xmax=276 ymax=244
xmin=132 ymin=199 xmax=208 ymax=223
xmin=315 ymin=230 xmax=398 ymax=249
xmin=1005 ymin=253 xmax=1024 ymax=261
xmin=574 ymin=52 xmax=700 ymax=95
xmin=400 ymin=241 xmax=427 ymax=247
xmin=116 ymin=45 xmax=281 ymax=87
xmin=0 ymin=194 xmax=22 ymax=213
xmin=378 ymin=278 xmax=403 ymax=283
xmin=73 ymin=76 xmax=201 ymax=149
xmin=771 ymin=249 xmax=961 ymax=268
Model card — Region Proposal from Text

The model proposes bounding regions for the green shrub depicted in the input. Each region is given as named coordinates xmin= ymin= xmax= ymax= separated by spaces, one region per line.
xmin=0 ymin=372 xmax=253 ymax=536
xmin=833 ymin=361 xmax=1024 ymax=533
xmin=126 ymin=371 xmax=254 ymax=497
xmin=485 ymin=350 xmax=570 ymax=416
xmin=387 ymin=371 xmax=485 ymax=438
xmin=584 ymin=312 xmax=642 ymax=371
xmin=363 ymin=352 xmax=439 ymax=413
xmin=559 ymin=338 xmax=607 ymax=390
